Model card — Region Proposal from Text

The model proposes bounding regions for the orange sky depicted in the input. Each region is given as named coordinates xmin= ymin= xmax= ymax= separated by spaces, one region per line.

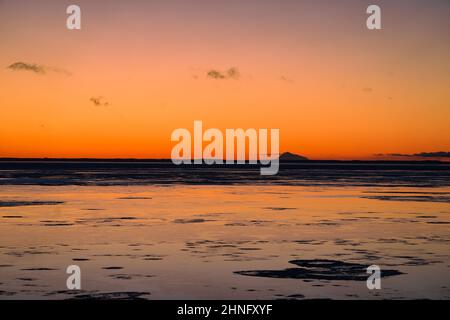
xmin=1 ymin=0 xmax=449 ymax=160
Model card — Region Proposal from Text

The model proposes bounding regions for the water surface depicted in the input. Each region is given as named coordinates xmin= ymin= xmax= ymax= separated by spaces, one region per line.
xmin=0 ymin=162 xmax=449 ymax=299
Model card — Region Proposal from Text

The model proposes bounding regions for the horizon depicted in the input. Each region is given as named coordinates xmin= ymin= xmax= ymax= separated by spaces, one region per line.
xmin=0 ymin=155 xmax=448 ymax=163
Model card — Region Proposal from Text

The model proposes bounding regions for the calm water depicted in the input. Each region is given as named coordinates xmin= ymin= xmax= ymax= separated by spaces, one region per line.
xmin=0 ymin=162 xmax=449 ymax=299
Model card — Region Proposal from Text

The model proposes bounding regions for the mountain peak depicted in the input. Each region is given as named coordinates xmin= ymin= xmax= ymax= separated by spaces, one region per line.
xmin=279 ymin=152 xmax=309 ymax=161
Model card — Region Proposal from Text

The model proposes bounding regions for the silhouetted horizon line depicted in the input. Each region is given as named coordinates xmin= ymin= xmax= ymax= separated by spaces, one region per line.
xmin=0 ymin=157 xmax=447 ymax=164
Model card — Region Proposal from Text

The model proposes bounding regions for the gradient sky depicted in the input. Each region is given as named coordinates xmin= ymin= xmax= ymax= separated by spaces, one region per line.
xmin=0 ymin=0 xmax=449 ymax=159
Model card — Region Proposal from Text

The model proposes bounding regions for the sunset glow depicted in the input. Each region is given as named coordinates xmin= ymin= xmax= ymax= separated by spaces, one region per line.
xmin=1 ymin=0 xmax=449 ymax=160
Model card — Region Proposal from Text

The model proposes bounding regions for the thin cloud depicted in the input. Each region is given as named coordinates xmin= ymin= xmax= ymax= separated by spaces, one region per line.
xmin=280 ymin=76 xmax=294 ymax=83
xmin=46 ymin=66 xmax=72 ymax=76
xmin=90 ymin=96 xmax=109 ymax=107
xmin=376 ymin=152 xmax=450 ymax=158
xmin=8 ymin=62 xmax=45 ymax=74
xmin=206 ymin=67 xmax=240 ymax=80
xmin=7 ymin=62 xmax=71 ymax=76
xmin=226 ymin=67 xmax=240 ymax=79
xmin=207 ymin=70 xmax=226 ymax=79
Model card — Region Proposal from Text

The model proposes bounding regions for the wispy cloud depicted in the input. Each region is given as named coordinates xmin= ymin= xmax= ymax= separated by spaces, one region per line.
xmin=7 ymin=62 xmax=71 ymax=76
xmin=226 ymin=67 xmax=240 ymax=79
xmin=8 ymin=62 xmax=45 ymax=74
xmin=207 ymin=70 xmax=226 ymax=79
xmin=280 ymin=76 xmax=294 ymax=83
xmin=375 ymin=152 xmax=450 ymax=158
xmin=89 ymin=96 xmax=110 ymax=107
xmin=206 ymin=67 xmax=240 ymax=80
